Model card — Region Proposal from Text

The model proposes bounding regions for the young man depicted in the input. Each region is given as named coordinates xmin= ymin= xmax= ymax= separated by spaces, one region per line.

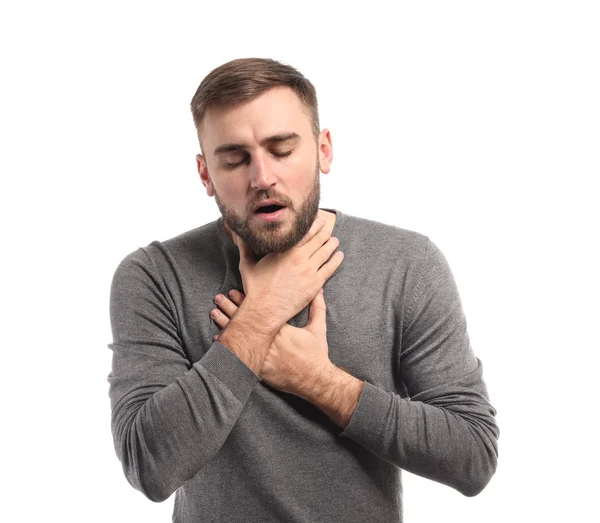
xmin=107 ymin=58 xmax=499 ymax=522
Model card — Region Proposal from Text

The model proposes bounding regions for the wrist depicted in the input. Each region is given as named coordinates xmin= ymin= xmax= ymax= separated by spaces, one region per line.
xmin=217 ymin=307 xmax=277 ymax=376
xmin=238 ymin=296 xmax=286 ymax=335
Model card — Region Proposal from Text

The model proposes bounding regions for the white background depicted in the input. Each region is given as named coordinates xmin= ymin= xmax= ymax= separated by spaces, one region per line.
xmin=2 ymin=1 xmax=598 ymax=521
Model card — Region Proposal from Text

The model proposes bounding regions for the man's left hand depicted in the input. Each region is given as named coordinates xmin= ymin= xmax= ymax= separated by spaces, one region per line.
xmin=211 ymin=288 xmax=332 ymax=398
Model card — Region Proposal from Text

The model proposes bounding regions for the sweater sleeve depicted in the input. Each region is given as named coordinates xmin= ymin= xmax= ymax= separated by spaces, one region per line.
xmin=107 ymin=248 xmax=261 ymax=502
xmin=338 ymin=239 xmax=499 ymax=497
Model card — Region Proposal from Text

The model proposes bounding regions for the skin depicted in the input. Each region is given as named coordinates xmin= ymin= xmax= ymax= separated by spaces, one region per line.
xmin=214 ymin=288 xmax=329 ymax=394
xmin=195 ymin=86 xmax=364 ymax=426
xmin=196 ymin=86 xmax=335 ymax=258
xmin=212 ymin=288 xmax=364 ymax=429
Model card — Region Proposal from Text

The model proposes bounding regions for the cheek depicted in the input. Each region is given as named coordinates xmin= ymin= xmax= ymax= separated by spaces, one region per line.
xmin=216 ymin=181 xmax=252 ymax=213
xmin=293 ymin=164 xmax=317 ymax=193
xmin=286 ymin=154 xmax=313 ymax=180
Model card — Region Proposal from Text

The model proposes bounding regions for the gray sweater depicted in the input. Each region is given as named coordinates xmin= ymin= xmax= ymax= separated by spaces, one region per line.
xmin=107 ymin=208 xmax=499 ymax=522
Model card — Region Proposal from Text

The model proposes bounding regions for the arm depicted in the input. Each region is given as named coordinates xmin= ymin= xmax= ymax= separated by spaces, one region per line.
xmin=299 ymin=364 xmax=365 ymax=430
xmin=108 ymin=217 xmax=339 ymax=501
xmin=107 ymin=248 xmax=270 ymax=502
xmin=305 ymin=240 xmax=499 ymax=497
xmin=217 ymin=296 xmax=280 ymax=376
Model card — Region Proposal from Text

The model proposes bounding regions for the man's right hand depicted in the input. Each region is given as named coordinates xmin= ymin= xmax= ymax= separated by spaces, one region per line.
xmin=232 ymin=212 xmax=344 ymax=330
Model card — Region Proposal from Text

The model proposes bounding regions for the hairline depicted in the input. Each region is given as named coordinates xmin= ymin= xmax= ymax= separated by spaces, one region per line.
xmin=197 ymin=87 xmax=320 ymax=156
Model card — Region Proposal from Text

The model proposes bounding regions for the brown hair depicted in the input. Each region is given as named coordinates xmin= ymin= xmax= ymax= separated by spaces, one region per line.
xmin=190 ymin=58 xmax=320 ymax=149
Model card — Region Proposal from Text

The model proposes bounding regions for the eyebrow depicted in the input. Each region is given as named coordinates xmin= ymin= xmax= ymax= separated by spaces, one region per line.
xmin=213 ymin=132 xmax=301 ymax=156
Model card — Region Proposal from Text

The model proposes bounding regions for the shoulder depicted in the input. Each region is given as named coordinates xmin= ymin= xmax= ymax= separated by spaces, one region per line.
xmin=111 ymin=218 xmax=224 ymax=282
xmin=337 ymin=211 xmax=459 ymax=296
xmin=340 ymin=211 xmax=431 ymax=267
xmin=159 ymin=219 xmax=223 ymax=262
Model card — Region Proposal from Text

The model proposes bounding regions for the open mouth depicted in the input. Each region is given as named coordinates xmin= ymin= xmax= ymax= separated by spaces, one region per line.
xmin=254 ymin=204 xmax=286 ymax=214
xmin=253 ymin=204 xmax=287 ymax=222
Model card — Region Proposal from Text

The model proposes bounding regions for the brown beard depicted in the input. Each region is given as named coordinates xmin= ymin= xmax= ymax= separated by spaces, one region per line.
xmin=214 ymin=166 xmax=321 ymax=259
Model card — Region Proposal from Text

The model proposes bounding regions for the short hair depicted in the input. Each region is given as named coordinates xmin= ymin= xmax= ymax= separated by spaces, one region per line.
xmin=190 ymin=58 xmax=320 ymax=150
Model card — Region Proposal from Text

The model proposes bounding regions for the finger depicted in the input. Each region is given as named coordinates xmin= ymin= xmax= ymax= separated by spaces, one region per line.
xmin=227 ymin=289 xmax=246 ymax=306
xmin=316 ymin=250 xmax=344 ymax=285
xmin=309 ymin=236 xmax=340 ymax=269
xmin=302 ymin=219 xmax=335 ymax=258
xmin=294 ymin=216 xmax=327 ymax=249
xmin=306 ymin=288 xmax=327 ymax=337
xmin=231 ymin=229 xmax=242 ymax=249
xmin=210 ymin=307 xmax=230 ymax=329
xmin=214 ymin=294 xmax=239 ymax=318
xmin=232 ymin=231 xmax=257 ymax=268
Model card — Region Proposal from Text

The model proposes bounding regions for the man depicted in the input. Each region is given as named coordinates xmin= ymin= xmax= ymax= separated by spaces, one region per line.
xmin=107 ymin=57 xmax=499 ymax=522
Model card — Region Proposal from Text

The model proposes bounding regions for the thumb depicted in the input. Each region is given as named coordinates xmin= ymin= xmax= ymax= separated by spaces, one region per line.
xmin=306 ymin=288 xmax=327 ymax=337
xmin=232 ymin=231 xmax=256 ymax=267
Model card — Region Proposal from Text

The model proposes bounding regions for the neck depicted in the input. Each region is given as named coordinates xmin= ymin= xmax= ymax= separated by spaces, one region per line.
xmin=223 ymin=209 xmax=336 ymax=252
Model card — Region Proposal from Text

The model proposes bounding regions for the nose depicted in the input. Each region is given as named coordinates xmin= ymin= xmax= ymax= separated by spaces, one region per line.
xmin=249 ymin=151 xmax=276 ymax=190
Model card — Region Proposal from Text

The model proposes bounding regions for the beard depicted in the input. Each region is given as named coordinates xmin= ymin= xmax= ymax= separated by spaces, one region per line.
xmin=214 ymin=166 xmax=321 ymax=259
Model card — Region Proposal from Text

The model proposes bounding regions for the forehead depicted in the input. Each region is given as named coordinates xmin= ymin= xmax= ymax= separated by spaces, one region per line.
xmin=200 ymin=87 xmax=313 ymax=153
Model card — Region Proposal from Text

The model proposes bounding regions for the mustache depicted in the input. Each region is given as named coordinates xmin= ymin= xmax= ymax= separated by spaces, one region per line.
xmin=248 ymin=194 xmax=290 ymax=211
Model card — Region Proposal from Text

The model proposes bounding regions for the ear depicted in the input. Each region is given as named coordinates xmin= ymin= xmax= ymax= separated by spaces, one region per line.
xmin=317 ymin=129 xmax=333 ymax=174
xmin=197 ymin=154 xmax=215 ymax=197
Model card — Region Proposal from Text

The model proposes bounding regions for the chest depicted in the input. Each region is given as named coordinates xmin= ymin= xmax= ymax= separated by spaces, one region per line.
xmin=179 ymin=264 xmax=407 ymax=395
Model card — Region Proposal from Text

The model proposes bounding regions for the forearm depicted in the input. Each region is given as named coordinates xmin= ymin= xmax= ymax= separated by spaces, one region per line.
xmin=299 ymin=362 xmax=497 ymax=497
xmin=110 ymin=342 xmax=260 ymax=502
xmin=217 ymin=298 xmax=281 ymax=376
xmin=108 ymin=252 xmax=281 ymax=502
xmin=380 ymin=391 xmax=497 ymax=497
xmin=300 ymin=363 xmax=365 ymax=429
xmin=338 ymin=362 xmax=499 ymax=497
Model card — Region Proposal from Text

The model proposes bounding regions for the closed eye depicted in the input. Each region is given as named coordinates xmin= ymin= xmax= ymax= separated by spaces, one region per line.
xmin=225 ymin=156 xmax=250 ymax=169
xmin=272 ymin=150 xmax=292 ymax=158
xmin=224 ymin=150 xmax=292 ymax=169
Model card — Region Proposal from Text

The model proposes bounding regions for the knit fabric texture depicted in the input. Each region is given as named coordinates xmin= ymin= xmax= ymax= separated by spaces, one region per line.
xmin=107 ymin=208 xmax=499 ymax=522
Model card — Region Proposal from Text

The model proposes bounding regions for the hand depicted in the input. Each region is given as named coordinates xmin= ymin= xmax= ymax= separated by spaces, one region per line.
xmin=230 ymin=213 xmax=343 ymax=329
xmin=211 ymin=289 xmax=331 ymax=396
